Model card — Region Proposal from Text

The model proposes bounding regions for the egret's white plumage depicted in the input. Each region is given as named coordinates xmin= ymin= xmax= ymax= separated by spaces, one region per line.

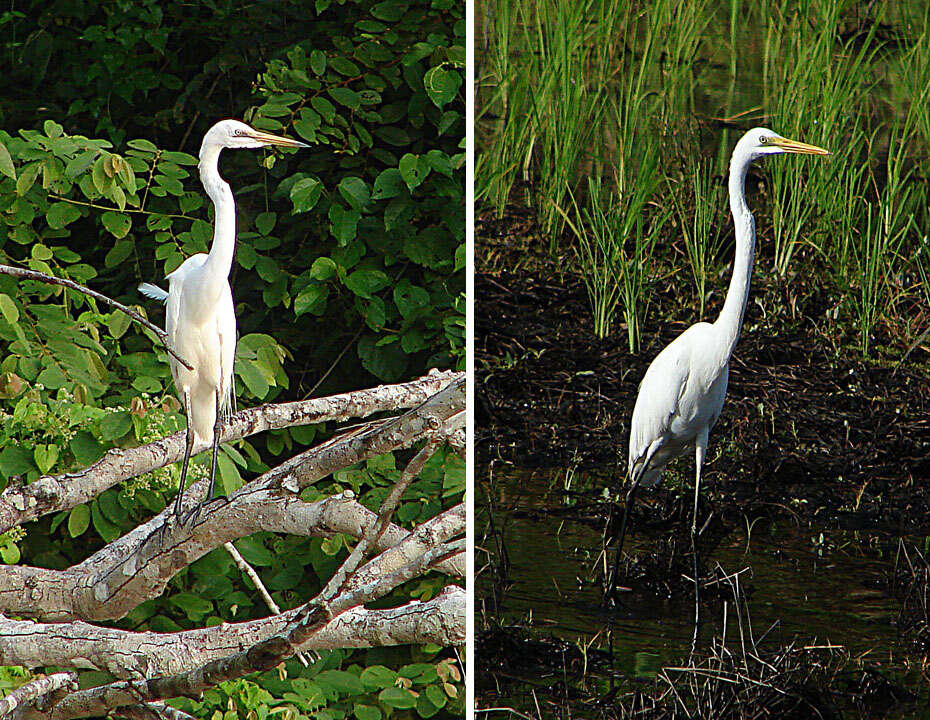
xmin=610 ymin=128 xmax=830 ymax=600
xmin=140 ymin=119 xmax=307 ymax=521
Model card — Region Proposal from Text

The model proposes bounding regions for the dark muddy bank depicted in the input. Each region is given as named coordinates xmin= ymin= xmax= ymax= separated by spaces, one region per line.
xmin=475 ymin=206 xmax=930 ymax=717
xmin=476 ymin=207 xmax=930 ymax=530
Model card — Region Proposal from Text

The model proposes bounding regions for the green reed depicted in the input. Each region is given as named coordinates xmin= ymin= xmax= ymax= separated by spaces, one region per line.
xmin=478 ymin=0 xmax=930 ymax=358
xmin=852 ymin=125 xmax=917 ymax=357
xmin=764 ymin=1 xmax=880 ymax=277
xmin=670 ymin=160 xmax=725 ymax=317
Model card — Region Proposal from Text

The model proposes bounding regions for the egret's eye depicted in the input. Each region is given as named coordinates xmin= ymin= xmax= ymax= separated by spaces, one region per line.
xmin=234 ymin=129 xmax=243 ymax=136
xmin=759 ymin=136 xmax=768 ymax=144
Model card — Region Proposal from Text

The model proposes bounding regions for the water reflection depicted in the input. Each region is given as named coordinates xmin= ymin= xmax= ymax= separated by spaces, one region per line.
xmin=478 ymin=466 xmax=919 ymax=695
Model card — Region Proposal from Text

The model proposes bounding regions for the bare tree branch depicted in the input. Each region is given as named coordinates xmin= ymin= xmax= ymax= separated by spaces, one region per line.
xmin=112 ymin=703 xmax=196 ymax=720
xmin=39 ymin=543 xmax=463 ymax=720
xmin=0 ymin=378 xmax=464 ymax=622
xmin=0 ymin=370 xmax=460 ymax=534
xmin=0 ymin=587 xmax=463 ymax=678
xmin=0 ymin=264 xmax=192 ymax=371
xmin=0 ymin=375 xmax=465 ymax=720
xmin=0 ymin=672 xmax=77 ymax=719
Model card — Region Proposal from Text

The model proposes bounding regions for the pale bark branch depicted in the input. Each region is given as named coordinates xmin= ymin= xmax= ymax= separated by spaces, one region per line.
xmin=34 ymin=548 xmax=464 ymax=720
xmin=0 ymin=264 xmax=192 ymax=371
xmin=0 ymin=672 xmax=77 ymax=719
xmin=0 ymin=375 xmax=465 ymax=720
xmin=0 ymin=370 xmax=459 ymax=534
xmin=0 ymin=377 xmax=464 ymax=622
xmin=322 ymin=434 xmax=443 ymax=599
xmin=112 ymin=703 xmax=196 ymax=720
xmin=0 ymin=587 xmax=464 ymax=678
xmin=224 ymin=543 xmax=280 ymax=615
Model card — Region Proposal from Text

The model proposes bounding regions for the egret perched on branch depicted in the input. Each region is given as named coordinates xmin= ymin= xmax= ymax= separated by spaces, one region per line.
xmin=608 ymin=128 xmax=829 ymax=613
xmin=140 ymin=120 xmax=308 ymax=524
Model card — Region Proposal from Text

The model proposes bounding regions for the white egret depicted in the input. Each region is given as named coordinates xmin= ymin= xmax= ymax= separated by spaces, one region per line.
xmin=607 ymin=128 xmax=830 ymax=622
xmin=140 ymin=119 xmax=308 ymax=524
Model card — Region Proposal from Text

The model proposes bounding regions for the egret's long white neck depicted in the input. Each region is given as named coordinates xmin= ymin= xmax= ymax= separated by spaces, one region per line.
xmin=715 ymin=148 xmax=756 ymax=357
xmin=198 ymin=143 xmax=236 ymax=281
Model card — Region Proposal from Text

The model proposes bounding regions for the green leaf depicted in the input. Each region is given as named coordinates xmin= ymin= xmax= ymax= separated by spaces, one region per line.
xmin=34 ymin=444 xmax=59 ymax=474
xmin=0 ymin=294 xmax=19 ymax=325
xmin=105 ymin=239 xmax=134 ymax=268
xmin=255 ymin=211 xmax=276 ymax=235
xmin=294 ymin=283 xmax=330 ymax=317
xmin=378 ymin=687 xmax=416 ymax=709
xmin=338 ymin=177 xmax=370 ymax=210
xmin=170 ymin=592 xmax=214 ymax=621
xmin=0 ymin=541 xmax=20 ymax=565
xmin=0 ymin=446 xmax=34 ymax=478
xmin=108 ymin=310 xmax=132 ymax=339
xmin=371 ymin=0 xmax=409 ymax=21
xmin=393 ymin=281 xmax=430 ymax=319
xmin=101 ymin=211 xmax=132 ymax=239
xmin=0 ymin=139 xmax=15 ymax=180
xmin=423 ymin=66 xmax=462 ymax=108
xmin=316 ymin=670 xmax=365 ymax=695
xmin=329 ymin=87 xmax=361 ymax=110
xmin=218 ymin=451 xmax=243 ymax=494
xmin=235 ymin=536 xmax=273 ymax=566
xmin=236 ymin=357 xmax=270 ymax=398
xmin=345 ymin=269 xmax=389 ymax=299
xmin=310 ymin=50 xmax=327 ymax=75
xmin=311 ymin=97 xmax=336 ymax=124
xmin=68 ymin=505 xmax=91 ymax=538
xmin=329 ymin=57 xmax=360 ymax=76
xmin=46 ymin=202 xmax=82 ymax=229
xmin=290 ymin=177 xmax=323 ymax=213
xmin=309 ymin=257 xmax=337 ymax=281
xmin=127 ymin=138 xmax=158 ymax=153
xmin=372 ymin=168 xmax=404 ymax=200
xmin=330 ymin=206 xmax=360 ymax=244
xmin=91 ymin=501 xmax=121 ymax=542
xmin=358 ymin=334 xmax=407 ymax=381
xmin=99 ymin=411 xmax=132 ymax=441
xmin=354 ymin=704 xmax=382 ymax=720
xmin=160 ymin=150 xmax=198 ymax=166
xmin=399 ymin=153 xmax=429 ymax=191
xmin=16 ymin=163 xmax=41 ymax=195
xmin=360 ymin=666 xmax=397 ymax=691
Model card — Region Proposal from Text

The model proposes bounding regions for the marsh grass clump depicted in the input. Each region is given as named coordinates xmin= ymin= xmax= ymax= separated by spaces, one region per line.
xmin=478 ymin=0 xmax=930 ymax=360
xmin=889 ymin=542 xmax=930 ymax=651
xmin=616 ymin=642 xmax=851 ymax=720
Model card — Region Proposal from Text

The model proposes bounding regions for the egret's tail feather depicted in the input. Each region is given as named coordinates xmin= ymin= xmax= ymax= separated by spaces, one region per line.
xmin=139 ymin=282 xmax=169 ymax=303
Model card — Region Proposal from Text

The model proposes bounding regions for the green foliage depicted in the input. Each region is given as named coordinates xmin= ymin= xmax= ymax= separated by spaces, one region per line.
xmin=478 ymin=0 xmax=930 ymax=360
xmin=0 ymin=0 xmax=463 ymax=715
xmin=168 ymin=653 xmax=463 ymax=720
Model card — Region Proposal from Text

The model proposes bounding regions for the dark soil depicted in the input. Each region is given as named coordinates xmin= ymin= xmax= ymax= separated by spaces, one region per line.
xmin=476 ymin=205 xmax=930 ymax=533
xmin=476 ymin=204 xmax=930 ymax=716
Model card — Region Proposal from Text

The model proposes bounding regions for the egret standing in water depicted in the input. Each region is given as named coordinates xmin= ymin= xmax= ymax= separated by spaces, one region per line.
xmin=608 ymin=128 xmax=829 ymax=630
xmin=140 ymin=120 xmax=308 ymax=524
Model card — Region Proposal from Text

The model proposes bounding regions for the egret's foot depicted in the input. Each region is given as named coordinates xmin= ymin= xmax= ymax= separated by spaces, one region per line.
xmin=181 ymin=494 xmax=228 ymax=528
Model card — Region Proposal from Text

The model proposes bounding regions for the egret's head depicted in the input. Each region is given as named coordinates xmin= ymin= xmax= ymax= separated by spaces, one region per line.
xmin=200 ymin=119 xmax=308 ymax=157
xmin=736 ymin=127 xmax=831 ymax=161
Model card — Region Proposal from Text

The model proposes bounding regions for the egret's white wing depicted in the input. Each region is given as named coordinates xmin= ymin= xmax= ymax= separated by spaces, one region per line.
xmin=628 ymin=323 xmax=719 ymax=482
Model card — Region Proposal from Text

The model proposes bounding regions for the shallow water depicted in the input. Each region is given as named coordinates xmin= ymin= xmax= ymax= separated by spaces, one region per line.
xmin=478 ymin=466 xmax=930 ymax=715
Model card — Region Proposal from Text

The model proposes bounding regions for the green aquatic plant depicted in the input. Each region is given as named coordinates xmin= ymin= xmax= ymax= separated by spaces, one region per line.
xmin=669 ymin=159 xmax=726 ymax=317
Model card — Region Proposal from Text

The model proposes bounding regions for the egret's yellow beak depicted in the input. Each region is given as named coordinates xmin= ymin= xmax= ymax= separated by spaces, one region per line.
xmin=770 ymin=137 xmax=831 ymax=155
xmin=246 ymin=130 xmax=309 ymax=149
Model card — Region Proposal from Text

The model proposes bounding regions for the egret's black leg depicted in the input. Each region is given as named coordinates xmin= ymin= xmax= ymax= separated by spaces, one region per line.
xmin=607 ymin=475 xmax=641 ymax=597
xmin=174 ymin=388 xmax=195 ymax=519
xmin=185 ymin=388 xmax=222 ymax=528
